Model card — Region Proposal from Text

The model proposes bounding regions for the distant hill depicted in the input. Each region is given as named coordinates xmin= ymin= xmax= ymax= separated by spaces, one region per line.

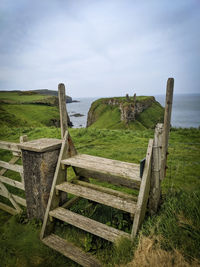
xmin=33 ymin=89 xmax=72 ymax=103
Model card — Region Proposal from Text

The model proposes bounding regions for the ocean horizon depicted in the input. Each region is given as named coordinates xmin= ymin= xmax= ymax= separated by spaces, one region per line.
xmin=67 ymin=94 xmax=200 ymax=129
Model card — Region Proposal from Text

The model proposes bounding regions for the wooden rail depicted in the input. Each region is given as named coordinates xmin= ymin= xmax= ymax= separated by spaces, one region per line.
xmin=0 ymin=141 xmax=21 ymax=153
xmin=0 ymin=136 xmax=27 ymax=214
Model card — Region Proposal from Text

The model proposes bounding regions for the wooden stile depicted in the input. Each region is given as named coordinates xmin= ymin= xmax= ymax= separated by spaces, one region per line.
xmin=41 ymin=80 xmax=173 ymax=266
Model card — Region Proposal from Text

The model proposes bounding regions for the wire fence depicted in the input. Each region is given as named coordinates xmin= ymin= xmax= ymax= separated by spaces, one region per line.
xmin=163 ymin=142 xmax=200 ymax=192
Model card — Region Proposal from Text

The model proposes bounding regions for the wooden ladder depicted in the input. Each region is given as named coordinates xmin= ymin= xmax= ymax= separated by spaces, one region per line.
xmin=40 ymin=129 xmax=153 ymax=266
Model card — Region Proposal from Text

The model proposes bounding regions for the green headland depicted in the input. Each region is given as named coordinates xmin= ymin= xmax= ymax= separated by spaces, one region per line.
xmin=87 ymin=96 xmax=164 ymax=130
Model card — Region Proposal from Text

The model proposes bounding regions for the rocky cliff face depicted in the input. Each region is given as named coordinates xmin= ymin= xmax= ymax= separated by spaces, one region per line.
xmin=87 ymin=95 xmax=156 ymax=127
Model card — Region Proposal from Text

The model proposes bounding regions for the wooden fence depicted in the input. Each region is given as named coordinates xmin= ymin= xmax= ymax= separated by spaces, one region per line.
xmin=0 ymin=136 xmax=27 ymax=215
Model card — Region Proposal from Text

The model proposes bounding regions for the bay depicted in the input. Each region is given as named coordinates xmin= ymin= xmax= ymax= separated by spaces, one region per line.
xmin=67 ymin=94 xmax=200 ymax=129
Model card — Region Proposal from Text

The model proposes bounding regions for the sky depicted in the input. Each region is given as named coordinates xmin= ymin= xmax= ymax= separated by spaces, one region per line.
xmin=0 ymin=0 xmax=199 ymax=97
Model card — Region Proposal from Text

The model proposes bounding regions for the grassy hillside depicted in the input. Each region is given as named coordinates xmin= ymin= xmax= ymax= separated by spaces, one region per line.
xmin=0 ymin=91 xmax=60 ymax=128
xmin=0 ymin=126 xmax=199 ymax=266
xmin=87 ymin=96 xmax=164 ymax=130
xmin=0 ymin=89 xmax=72 ymax=102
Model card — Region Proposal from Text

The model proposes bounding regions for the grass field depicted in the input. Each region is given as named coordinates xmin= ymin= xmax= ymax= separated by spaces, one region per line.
xmin=0 ymin=126 xmax=199 ymax=266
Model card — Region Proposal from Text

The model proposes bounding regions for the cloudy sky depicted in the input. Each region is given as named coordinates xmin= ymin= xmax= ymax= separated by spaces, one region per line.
xmin=0 ymin=0 xmax=199 ymax=97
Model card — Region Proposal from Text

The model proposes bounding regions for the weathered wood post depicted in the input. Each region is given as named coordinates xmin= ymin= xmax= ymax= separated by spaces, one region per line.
xmin=148 ymin=78 xmax=174 ymax=214
xmin=148 ymin=123 xmax=163 ymax=214
xmin=58 ymin=83 xmax=68 ymax=138
xmin=160 ymin=78 xmax=174 ymax=180
xmin=58 ymin=83 xmax=77 ymax=156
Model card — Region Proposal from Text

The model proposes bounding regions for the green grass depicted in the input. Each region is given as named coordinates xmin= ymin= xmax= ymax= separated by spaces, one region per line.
xmin=0 ymin=126 xmax=200 ymax=266
xmin=0 ymin=104 xmax=60 ymax=127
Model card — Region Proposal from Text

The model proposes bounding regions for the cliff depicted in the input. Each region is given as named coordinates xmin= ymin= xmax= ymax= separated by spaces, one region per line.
xmin=87 ymin=95 xmax=164 ymax=130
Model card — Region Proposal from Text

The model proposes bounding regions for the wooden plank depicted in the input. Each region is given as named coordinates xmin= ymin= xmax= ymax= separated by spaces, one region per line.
xmin=0 ymin=141 xmax=21 ymax=153
xmin=0 ymin=189 xmax=26 ymax=207
xmin=75 ymin=168 xmax=140 ymax=189
xmin=161 ymin=78 xmax=174 ymax=180
xmin=0 ymin=182 xmax=22 ymax=212
xmin=0 ymin=156 xmax=19 ymax=176
xmin=58 ymin=83 xmax=68 ymax=139
xmin=56 ymin=182 xmax=136 ymax=213
xmin=0 ymin=175 xmax=25 ymax=190
xmin=49 ymin=207 xmax=131 ymax=243
xmin=149 ymin=123 xmax=163 ymax=214
xmin=0 ymin=202 xmax=18 ymax=215
xmin=42 ymin=234 xmax=101 ymax=267
xmin=77 ymin=154 xmax=140 ymax=170
xmin=131 ymin=139 xmax=153 ymax=238
xmin=0 ymin=160 xmax=23 ymax=174
xmin=12 ymin=195 xmax=26 ymax=207
xmin=73 ymin=180 xmax=138 ymax=202
xmin=61 ymin=154 xmax=141 ymax=182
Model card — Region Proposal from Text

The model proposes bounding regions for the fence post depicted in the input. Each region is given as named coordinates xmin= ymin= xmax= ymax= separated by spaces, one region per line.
xmin=148 ymin=123 xmax=163 ymax=214
xmin=58 ymin=83 xmax=68 ymax=139
xmin=160 ymin=78 xmax=174 ymax=180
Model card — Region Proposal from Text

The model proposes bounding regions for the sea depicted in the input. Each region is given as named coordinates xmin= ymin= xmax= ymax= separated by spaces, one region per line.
xmin=67 ymin=94 xmax=200 ymax=129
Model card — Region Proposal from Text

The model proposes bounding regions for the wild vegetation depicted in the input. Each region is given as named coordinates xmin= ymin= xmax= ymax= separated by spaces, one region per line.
xmin=0 ymin=125 xmax=199 ymax=266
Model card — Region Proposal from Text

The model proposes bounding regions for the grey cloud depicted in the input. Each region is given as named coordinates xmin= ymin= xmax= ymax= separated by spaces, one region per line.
xmin=0 ymin=0 xmax=199 ymax=96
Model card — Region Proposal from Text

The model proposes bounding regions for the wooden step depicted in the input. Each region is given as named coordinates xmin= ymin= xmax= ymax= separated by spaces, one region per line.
xmin=61 ymin=154 xmax=141 ymax=189
xmin=56 ymin=181 xmax=137 ymax=213
xmin=49 ymin=207 xmax=131 ymax=243
xmin=42 ymin=234 xmax=101 ymax=267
